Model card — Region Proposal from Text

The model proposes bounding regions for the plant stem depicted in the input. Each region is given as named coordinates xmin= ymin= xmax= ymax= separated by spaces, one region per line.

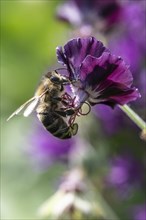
xmin=119 ymin=104 xmax=146 ymax=130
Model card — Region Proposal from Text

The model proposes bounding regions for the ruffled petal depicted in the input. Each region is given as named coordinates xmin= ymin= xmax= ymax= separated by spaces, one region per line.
xmin=107 ymin=54 xmax=133 ymax=87
xmin=109 ymin=88 xmax=140 ymax=105
xmin=79 ymin=53 xmax=140 ymax=107
xmin=80 ymin=53 xmax=111 ymax=84
xmin=97 ymin=81 xmax=140 ymax=106
xmin=56 ymin=46 xmax=67 ymax=66
xmin=80 ymin=52 xmax=134 ymax=87
xmin=64 ymin=37 xmax=109 ymax=69
xmin=87 ymin=79 xmax=140 ymax=107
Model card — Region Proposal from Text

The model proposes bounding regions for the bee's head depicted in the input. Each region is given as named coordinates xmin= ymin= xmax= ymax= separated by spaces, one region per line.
xmin=49 ymin=71 xmax=61 ymax=84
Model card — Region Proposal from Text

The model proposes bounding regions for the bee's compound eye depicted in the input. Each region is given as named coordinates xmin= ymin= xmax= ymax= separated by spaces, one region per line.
xmin=50 ymin=76 xmax=60 ymax=84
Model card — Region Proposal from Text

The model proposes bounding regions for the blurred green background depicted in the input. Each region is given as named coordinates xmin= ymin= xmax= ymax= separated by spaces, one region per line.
xmin=1 ymin=1 xmax=70 ymax=219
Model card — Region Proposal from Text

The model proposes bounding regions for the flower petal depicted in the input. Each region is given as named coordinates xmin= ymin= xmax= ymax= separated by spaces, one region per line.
xmin=79 ymin=53 xmax=140 ymax=107
xmin=106 ymin=88 xmax=140 ymax=106
xmin=80 ymin=52 xmax=134 ymax=87
xmin=56 ymin=37 xmax=109 ymax=80
xmin=56 ymin=46 xmax=67 ymax=66
xmin=64 ymin=37 xmax=109 ymax=69
xmin=107 ymin=54 xmax=133 ymax=87
xmin=80 ymin=53 xmax=111 ymax=84
xmin=88 ymin=79 xmax=140 ymax=107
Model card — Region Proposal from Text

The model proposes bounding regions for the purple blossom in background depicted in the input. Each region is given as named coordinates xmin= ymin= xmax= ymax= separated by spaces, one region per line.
xmin=28 ymin=124 xmax=74 ymax=169
xmin=57 ymin=37 xmax=140 ymax=108
xmin=106 ymin=154 xmax=144 ymax=197
xmin=108 ymin=1 xmax=146 ymax=73
xmin=122 ymin=1 xmax=146 ymax=54
xmin=56 ymin=0 xmax=121 ymax=32
xmin=93 ymin=105 xmax=123 ymax=135
xmin=132 ymin=204 xmax=146 ymax=220
xmin=95 ymin=1 xmax=146 ymax=134
xmin=109 ymin=34 xmax=142 ymax=73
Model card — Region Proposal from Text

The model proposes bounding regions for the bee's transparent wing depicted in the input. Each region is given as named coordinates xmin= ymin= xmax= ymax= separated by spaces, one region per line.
xmin=7 ymin=96 xmax=38 ymax=121
xmin=23 ymin=89 xmax=49 ymax=117
xmin=7 ymin=89 xmax=48 ymax=121
xmin=23 ymin=97 xmax=39 ymax=117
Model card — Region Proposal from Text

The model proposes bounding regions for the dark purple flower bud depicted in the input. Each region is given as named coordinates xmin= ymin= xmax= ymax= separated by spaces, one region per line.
xmin=56 ymin=37 xmax=140 ymax=108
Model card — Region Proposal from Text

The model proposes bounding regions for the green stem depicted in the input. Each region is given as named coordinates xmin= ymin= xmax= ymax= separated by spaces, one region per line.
xmin=119 ymin=104 xmax=146 ymax=130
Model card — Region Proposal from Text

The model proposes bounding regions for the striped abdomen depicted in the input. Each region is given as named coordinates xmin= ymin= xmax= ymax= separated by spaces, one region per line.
xmin=37 ymin=111 xmax=78 ymax=139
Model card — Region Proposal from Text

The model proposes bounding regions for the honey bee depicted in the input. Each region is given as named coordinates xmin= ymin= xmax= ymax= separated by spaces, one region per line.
xmin=7 ymin=70 xmax=78 ymax=139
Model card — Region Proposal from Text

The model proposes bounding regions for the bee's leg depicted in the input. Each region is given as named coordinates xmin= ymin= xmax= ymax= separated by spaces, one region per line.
xmin=71 ymin=123 xmax=78 ymax=136
xmin=51 ymin=97 xmax=61 ymax=104
xmin=65 ymin=108 xmax=75 ymax=116
xmin=55 ymin=110 xmax=67 ymax=117
xmin=52 ymin=97 xmax=62 ymax=102
xmin=59 ymin=107 xmax=76 ymax=116
xmin=55 ymin=108 xmax=75 ymax=117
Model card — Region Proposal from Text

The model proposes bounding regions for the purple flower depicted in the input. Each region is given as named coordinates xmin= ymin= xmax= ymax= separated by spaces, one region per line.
xmin=57 ymin=37 xmax=140 ymax=108
xmin=108 ymin=2 xmax=146 ymax=73
xmin=132 ymin=204 xmax=146 ymax=220
xmin=93 ymin=105 xmax=123 ymax=135
xmin=56 ymin=0 xmax=121 ymax=32
xmin=122 ymin=1 xmax=146 ymax=53
xmin=28 ymin=124 xmax=74 ymax=169
xmin=95 ymin=2 xmax=146 ymax=134
xmin=106 ymin=154 xmax=144 ymax=198
xmin=109 ymin=34 xmax=142 ymax=73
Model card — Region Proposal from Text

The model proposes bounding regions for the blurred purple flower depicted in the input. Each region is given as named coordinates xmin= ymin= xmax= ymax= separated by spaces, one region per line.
xmin=56 ymin=0 xmax=121 ymax=32
xmin=28 ymin=124 xmax=74 ymax=169
xmin=109 ymin=34 xmax=142 ymax=73
xmin=106 ymin=154 xmax=144 ymax=197
xmin=108 ymin=1 xmax=146 ymax=73
xmin=122 ymin=1 xmax=146 ymax=53
xmin=93 ymin=105 xmax=123 ymax=135
xmin=57 ymin=37 xmax=140 ymax=108
xmin=95 ymin=1 xmax=146 ymax=134
xmin=132 ymin=204 xmax=146 ymax=220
